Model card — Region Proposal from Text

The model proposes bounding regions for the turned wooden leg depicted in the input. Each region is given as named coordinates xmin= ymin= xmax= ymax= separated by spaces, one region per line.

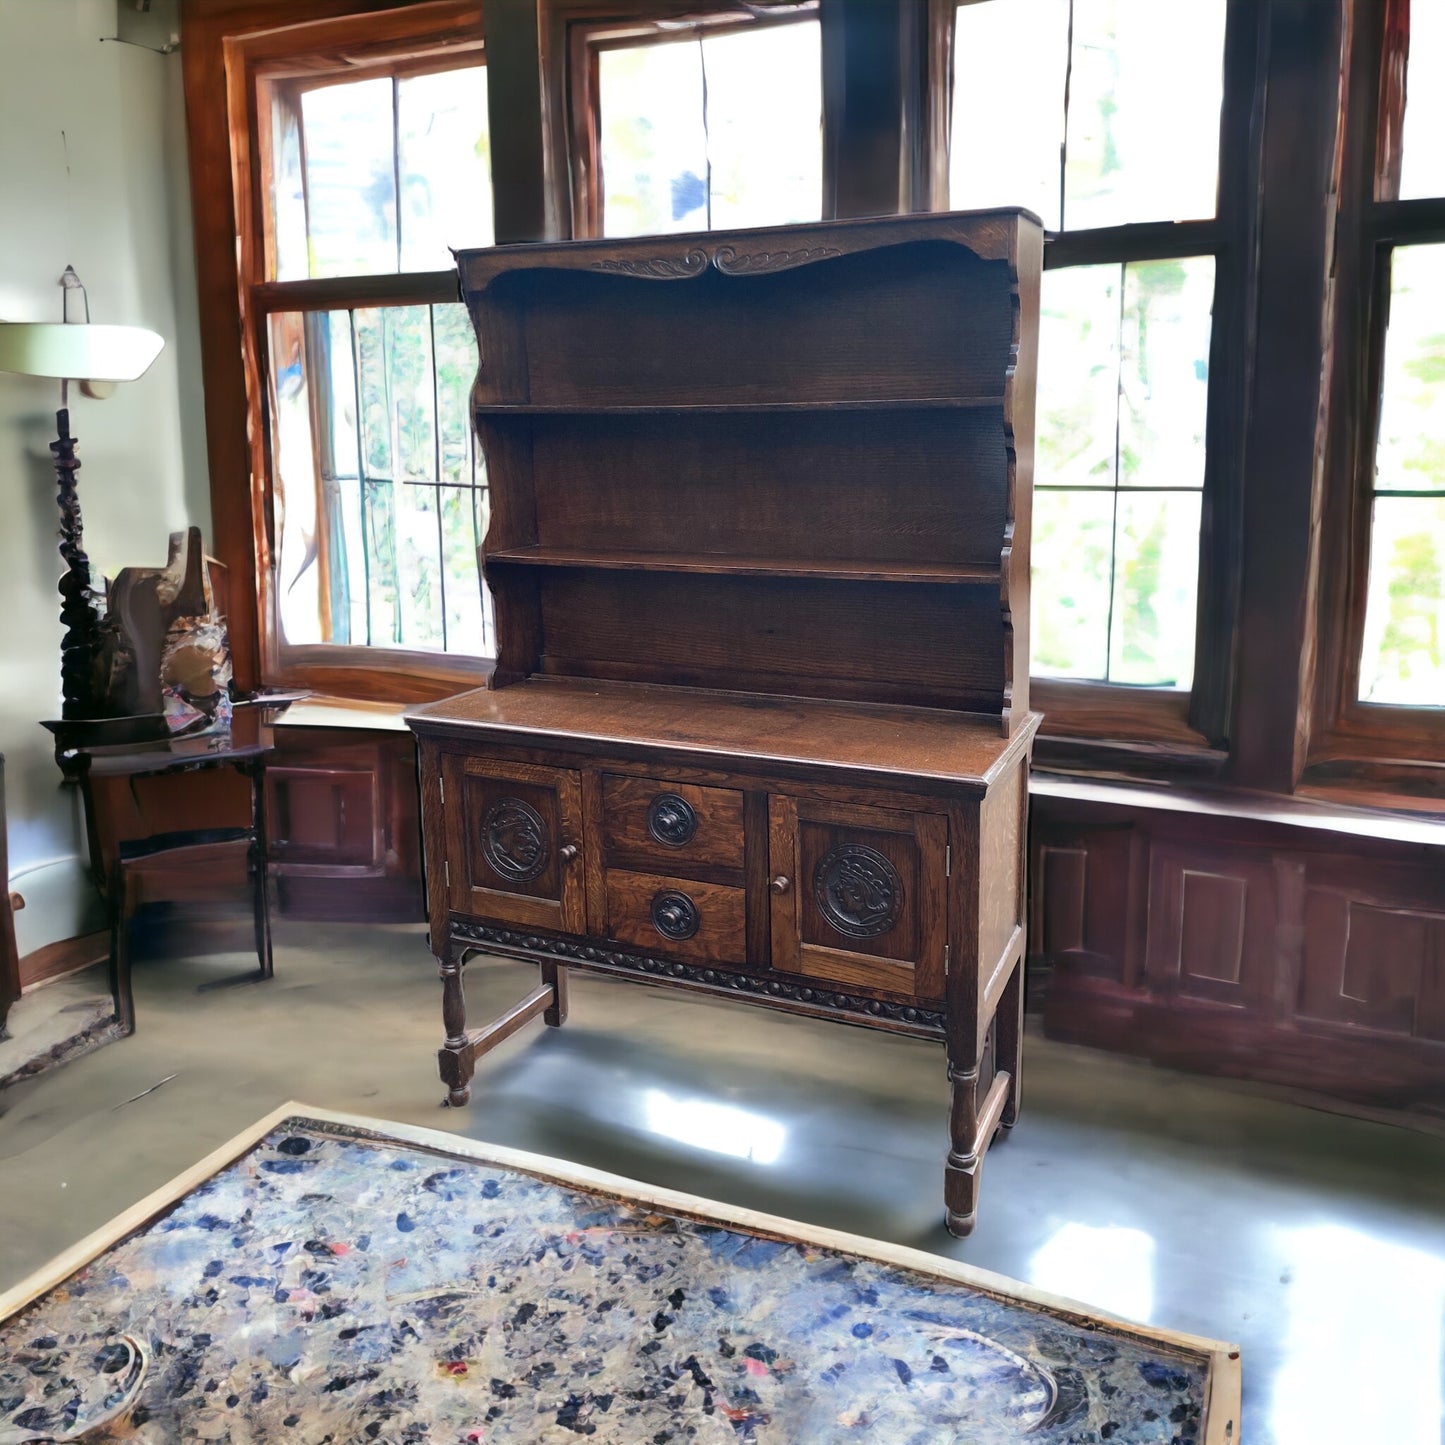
xmin=944 ymin=1058 xmax=982 ymax=1237
xmin=997 ymin=958 xmax=1024 ymax=1129
xmin=438 ymin=941 xmax=474 ymax=1107
xmin=249 ymin=761 xmax=275 ymax=981
xmin=541 ymin=959 xmax=569 ymax=1027
xmin=249 ymin=842 xmax=275 ymax=983
xmin=108 ymin=864 xmax=137 ymax=1038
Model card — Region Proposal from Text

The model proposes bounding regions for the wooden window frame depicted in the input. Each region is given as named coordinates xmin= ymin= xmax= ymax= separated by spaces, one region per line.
xmin=1310 ymin=0 xmax=1445 ymax=795
xmin=563 ymin=2 xmax=821 ymax=241
xmin=184 ymin=0 xmax=1437 ymax=811
xmin=185 ymin=0 xmax=491 ymax=705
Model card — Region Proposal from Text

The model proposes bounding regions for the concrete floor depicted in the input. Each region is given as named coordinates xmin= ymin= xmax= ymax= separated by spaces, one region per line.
xmin=1 ymin=920 xmax=1443 ymax=1445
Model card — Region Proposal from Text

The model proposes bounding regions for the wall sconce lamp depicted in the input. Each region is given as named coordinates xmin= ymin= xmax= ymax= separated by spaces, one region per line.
xmin=0 ymin=268 xmax=164 ymax=718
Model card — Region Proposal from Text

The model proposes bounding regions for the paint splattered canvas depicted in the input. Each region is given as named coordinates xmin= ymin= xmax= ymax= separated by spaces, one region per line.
xmin=0 ymin=1109 xmax=1237 ymax=1444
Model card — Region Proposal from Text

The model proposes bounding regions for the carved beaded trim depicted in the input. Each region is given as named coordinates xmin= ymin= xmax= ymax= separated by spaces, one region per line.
xmin=451 ymin=920 xmax=945 ymax=1035
xmin=646 ymin=793 xmax=698 ymax=847
xmin=480 ymin=797 xmax=549 ymax=883
xmin=813 ymin=843 xmax=902 ymax=939
xmin=650 ymin=889 xmax=700 ymax=941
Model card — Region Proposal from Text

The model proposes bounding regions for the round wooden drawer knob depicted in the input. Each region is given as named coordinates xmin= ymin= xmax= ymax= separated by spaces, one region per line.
xmin=769 ymin=875 xmax=792 ymax=895
xmin=559 ymin=843 xmax=579 ymax=863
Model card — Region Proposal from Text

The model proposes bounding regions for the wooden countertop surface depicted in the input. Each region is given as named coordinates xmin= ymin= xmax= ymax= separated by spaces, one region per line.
xmin=406 ymin=678 xmax=1037 ymax=791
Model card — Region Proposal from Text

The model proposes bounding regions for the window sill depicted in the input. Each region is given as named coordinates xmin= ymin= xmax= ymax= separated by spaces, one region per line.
xmin=1032 ymin=770 xmax=1445 ymax=846
xmin=1302 ymin=709 xmax=1445 ymax=809
xmin=277 ymin=697 xmax=417 ymax=733
xmin=1030 ymin=678 xmax=1226 ymax=780
xmin=269 ymin=646 xmax=493 ymax=706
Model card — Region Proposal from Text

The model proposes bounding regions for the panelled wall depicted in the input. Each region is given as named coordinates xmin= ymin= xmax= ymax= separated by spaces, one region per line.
xmin=1032 ymin=786 xmax=1445 ymax=1115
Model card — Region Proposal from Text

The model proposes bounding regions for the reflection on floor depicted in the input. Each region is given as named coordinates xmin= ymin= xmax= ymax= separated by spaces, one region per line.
xmin=0 ymin=964 xmax=119 ymax=1090
xmin=1 ymin=920 xmax=1442 ymax=1445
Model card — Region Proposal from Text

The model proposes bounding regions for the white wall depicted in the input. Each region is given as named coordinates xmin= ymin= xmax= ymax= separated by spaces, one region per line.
xmin=0 ymin=0 xmax=208 ymax=953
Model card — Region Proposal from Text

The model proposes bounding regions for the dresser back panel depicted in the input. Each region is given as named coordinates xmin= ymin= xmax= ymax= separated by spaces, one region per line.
xmin=523 ymin=408 xmax=1009 ymax=566
xmin=481 ymin=244 xmax=1015 ymax=408
xmin=534 ymin=569 xmax=1006 ymax=712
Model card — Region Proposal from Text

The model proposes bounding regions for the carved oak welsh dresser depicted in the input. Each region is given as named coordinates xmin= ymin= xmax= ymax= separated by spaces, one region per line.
xmin=406 ymin=209 xmax=1043 ymax=1235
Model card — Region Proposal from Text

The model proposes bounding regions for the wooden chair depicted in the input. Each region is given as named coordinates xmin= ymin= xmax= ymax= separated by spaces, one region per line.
xmin=108 ymin=827 xmax=272 ymax=1036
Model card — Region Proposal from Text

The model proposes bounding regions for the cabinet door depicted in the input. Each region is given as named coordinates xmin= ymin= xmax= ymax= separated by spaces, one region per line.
xmin=442 ymin=756 xmax=586 ymax=933
xmin=264 ymin=729 xmax=424 ymax=922
xmin=768 ymin=796 xmax=947 ymax=1000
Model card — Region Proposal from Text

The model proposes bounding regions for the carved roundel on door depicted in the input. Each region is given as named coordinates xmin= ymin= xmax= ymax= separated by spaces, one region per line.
xmin=647 ymin=792 xmax=698 ymax=846
xmin=481 ymin=796 xmax=550 ymax=883
xmin=813 ymin=843 xmax=902 ymax=939
xmin=651 ymin=889 xmax=700 ymax=941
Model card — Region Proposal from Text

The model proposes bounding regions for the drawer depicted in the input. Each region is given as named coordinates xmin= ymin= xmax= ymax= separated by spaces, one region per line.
xmin=601 ymin=774 xmax=744 ymax=880
xmin=604 ymin=869 xmax=747 ymax=965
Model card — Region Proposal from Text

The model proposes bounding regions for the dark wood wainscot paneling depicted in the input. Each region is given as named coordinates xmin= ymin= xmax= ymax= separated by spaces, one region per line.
xmin=266 ymin=728 xmax=423 ymax=922
xmin=1031 ymin=785 xmax=1445 ymax=1116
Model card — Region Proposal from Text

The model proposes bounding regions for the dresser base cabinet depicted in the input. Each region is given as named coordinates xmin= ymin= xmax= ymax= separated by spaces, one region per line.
xmin=409 ymin=681 xmax=1038 ymax=1237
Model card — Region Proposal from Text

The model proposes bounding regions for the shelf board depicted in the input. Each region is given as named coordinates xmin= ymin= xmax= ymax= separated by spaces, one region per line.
xmin=485 ymin=547 xmax=1001 ymax=586
xmin=474 ymin=396 xmax=1003 ymax=417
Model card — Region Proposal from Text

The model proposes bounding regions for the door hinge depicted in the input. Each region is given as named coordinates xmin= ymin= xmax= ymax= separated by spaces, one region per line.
xmin=439 ymin=773 xmax=445 ymax=804
xmin=944 ymin=943 xmax=951 ymax=974
xmin=443 ymin=859 xmax=450 ymax=887
xmin=945 ymin=844 xmax=951 ymax=877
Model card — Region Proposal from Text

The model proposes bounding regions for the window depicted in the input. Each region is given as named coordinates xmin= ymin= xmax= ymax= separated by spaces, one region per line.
xmin=254 ymin=50 xmax=495 ymax=673
xmin=950 ymin=0 xmax=1225 ymax=232
xmin=571 ymin=8 xmax=822 ymax=239
xmin=1354 ymin=4 xmax=1445 ymax=710
xmin=272 ymin=65 xmax=494 ymax=279
xmin=1032 ymin=257 xmax=1214 ymax=687
xmin=268 ymin=304 xmax=490 ymax=656
xmin=1359 ymin=243 xmax=1444 ymax=706
xmin=952 ymin=0 xmax=1229 ymax=698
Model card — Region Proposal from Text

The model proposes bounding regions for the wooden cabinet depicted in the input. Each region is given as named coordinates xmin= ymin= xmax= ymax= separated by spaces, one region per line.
xmin=408 ymin=210 xmax=1042 ymax=1235
xmin=769 ymin=796 xmax=949 ymax=999
xmin=266 ymin=729 xmax=423 ymax=922
xmin=441 ymin=755 xmax=585 ymax=932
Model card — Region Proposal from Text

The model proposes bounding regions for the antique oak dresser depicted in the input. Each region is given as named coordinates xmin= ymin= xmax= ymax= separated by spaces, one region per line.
xmin=407 ymin=209 xmax=1042 ymax=1235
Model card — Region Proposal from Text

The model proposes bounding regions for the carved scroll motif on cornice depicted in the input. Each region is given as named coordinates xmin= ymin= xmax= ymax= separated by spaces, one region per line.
xmin=590 ymin=244 xmax=843 ymax=280
xmin=591 ymin=250 xmax=709 ymax=279
xmin=451 ymin=920 xmax=945 ymax=1034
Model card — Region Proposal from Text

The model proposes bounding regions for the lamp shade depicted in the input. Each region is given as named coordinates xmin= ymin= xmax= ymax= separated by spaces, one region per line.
xmin=0 ymin=322 xmax=164 ymax=382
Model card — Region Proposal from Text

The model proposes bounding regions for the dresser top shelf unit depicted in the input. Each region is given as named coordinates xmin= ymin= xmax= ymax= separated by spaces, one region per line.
xmin=458 ymin=208 xmax=1043 ymax=735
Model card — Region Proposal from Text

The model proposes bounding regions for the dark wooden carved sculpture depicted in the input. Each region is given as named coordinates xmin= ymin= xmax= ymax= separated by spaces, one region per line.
xmin=406 ymin=211 xmax=1043 ymax=1236
xmin=53 ymin=409 xmax=102 ymax=721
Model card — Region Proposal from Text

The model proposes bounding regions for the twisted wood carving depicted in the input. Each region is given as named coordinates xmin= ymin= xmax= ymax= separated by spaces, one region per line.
xmin=53 ymin=408 xmax=101 ymax=720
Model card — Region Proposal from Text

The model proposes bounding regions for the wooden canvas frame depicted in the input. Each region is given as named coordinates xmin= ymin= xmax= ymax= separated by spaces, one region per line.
xmin=0 ymin=1102 xmax=1241 ymax=1443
